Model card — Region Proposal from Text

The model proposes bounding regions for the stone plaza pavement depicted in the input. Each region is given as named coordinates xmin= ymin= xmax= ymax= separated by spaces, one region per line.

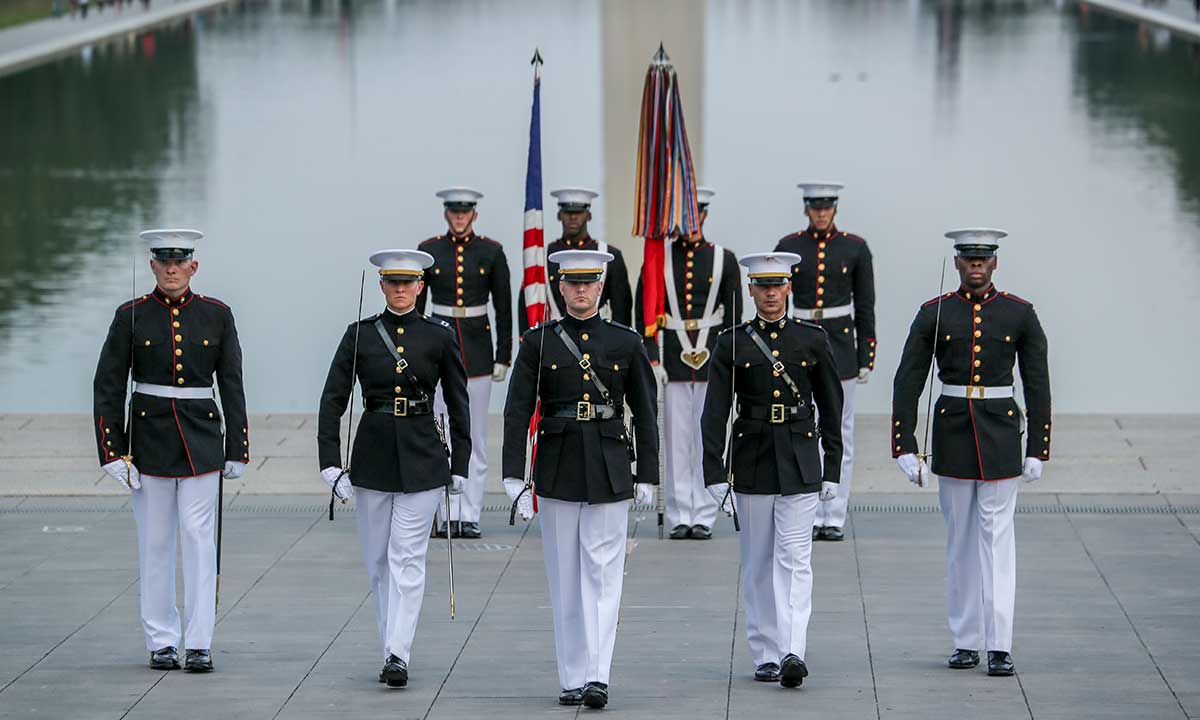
xmin=0 ymin=414 xmax=1198 ymax=718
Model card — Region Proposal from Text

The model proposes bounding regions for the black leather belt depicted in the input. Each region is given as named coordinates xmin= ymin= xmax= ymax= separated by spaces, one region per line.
xmin=737 ymin=403 xmax=808 ymax=424
xmin=363 ymin=397 xmax=434 ymax=417
xmin=543 ymin=402 xmax=622 ymax=421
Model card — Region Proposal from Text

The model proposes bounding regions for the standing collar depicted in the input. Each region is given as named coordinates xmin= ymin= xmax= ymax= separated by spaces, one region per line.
xmin=152 ymin=286 xmax=194 ymax=306
xmin=754 ymin=314 xmax=788 ymax=330
xmin=560 ymin=234 xmax=595 ymax=250
xmin=803 ymin=223 xmax=838 ymax=240
xmin=675 ymin=235 xmax=707 ymax=250
xmin=956 ymin=283 xmax=996 ymax=302
xmin=561 ymin=310 xmax=601 ymax=328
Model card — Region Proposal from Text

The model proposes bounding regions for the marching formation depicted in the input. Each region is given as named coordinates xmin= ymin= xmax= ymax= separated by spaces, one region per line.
xmin=91 ymin=184 xmax=1051 ymax=707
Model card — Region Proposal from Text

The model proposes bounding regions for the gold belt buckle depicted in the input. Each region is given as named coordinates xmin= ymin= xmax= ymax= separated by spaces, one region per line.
xmin=810 ymin=308 xmax=824 ymax=321
xmin=576 ymin=402 xmax=594 ymax=421
xmin=965 ymin=385 xmax=985 ymax=400
xmin=393 ymin=398 xmax=408 ymax=417
xmin=450 ymin=307 xmax=467 ymax=318
xmin=770 ymin=404 xmax=786 ymax=423
xmin=684 ymin=318 xmax=700 ymax=331
xmin=772 ymin=361 xmax=786 ymax=375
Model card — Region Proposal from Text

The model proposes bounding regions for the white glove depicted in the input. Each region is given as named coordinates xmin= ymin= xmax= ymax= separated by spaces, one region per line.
xmin=634 ymin=482 xmax=655 ymax=506
xmin=491 ymin=363 xmax=509 ymax=382
xmin=707 ymin=483 xmax=734 ymax=514
xmin=449 ymin=474 xmax=465 ymax=495
xmin=819 ymin=481 xmax=838 ymax=501
xmin=896 ymin=453 xmax=930 ymax=487
xmin=321 ymin=466 xmax=353 ymax=500
xmin=102 ymin=458 xmax=141 ymax=490
xmin=223 ymin=461 xmax=246 ymax=479
xmin=651 ymin=362 xmax=668 ymax=386
xmin=1022 ymin=457 xmax=1043 ymax=484
xmin=503 ymin=477 xmax=534 ymax=520
xmin=856 ymin=367 xmax=871 ymax=384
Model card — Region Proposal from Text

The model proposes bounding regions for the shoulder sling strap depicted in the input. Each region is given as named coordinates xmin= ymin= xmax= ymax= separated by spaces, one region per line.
xmin=743 ymin=325 xmax=804 ymax=404
xmin=552 ymin=323 xmax=613 ymax=405
xmin=374 ymin=319 xmax=430 ymax=401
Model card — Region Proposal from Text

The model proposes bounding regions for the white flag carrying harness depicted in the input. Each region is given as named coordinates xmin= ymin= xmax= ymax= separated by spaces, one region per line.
xmin=547 ymin=241 xmax=609 ymax=322
xmin=662 ymin=244 xmax=725 ymax=370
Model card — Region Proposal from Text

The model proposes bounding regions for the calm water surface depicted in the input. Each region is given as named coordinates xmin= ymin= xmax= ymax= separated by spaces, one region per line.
xmin=1 ymin=0 xmax=1198 ymax=413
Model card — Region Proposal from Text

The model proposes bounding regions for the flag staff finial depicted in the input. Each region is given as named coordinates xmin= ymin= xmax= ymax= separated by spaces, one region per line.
xmin=652 ymin=42 xmax=671 ymax=68
xmin=531 ymin=47 xmax=544 ymax=67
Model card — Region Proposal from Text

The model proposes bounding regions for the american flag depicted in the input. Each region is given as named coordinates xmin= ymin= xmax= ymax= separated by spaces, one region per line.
xmin=520 ymin=52 xmax=548 ymax=328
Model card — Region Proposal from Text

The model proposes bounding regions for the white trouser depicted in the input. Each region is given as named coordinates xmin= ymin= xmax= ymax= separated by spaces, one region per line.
xmin=539 ymin=498 xmax=630 ymax=690
xmin=131 ymin=471 xmax=219 ymax=652
xmin=664 ymin=381 xmax=718 ymax=529
xmin=355 ymin=486 xmax=443 ymax=661
xmin=735 ymin=492 xmax=819 ymax=666
xmin=938 ymin=476 xmax=1019 ymax=652
xmin=434 ymin=375 xmax=491 ymax=524
xmin=815 ymin=377 xmax=856 ymax=528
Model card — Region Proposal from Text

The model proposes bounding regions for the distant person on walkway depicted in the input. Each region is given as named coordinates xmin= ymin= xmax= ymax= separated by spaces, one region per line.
xmin=416 ymin=187 xmax=512 ymax=540
xmin=775 ymin=182 xmax=875 ymax=542
xmin=701 ymin=252 xmax=843 ymax=688
xmin=635 ymin=187 xmax=742 ymax=540
xmin=92 ymin=229 xmax=249 ymax=673
xmin=891 ymin=228 xmax=1052 ymax=677
xmin=317 ymin=249 xmax=470 ymax=688
xmin=502 ymin=249 xmax=658 ymax=709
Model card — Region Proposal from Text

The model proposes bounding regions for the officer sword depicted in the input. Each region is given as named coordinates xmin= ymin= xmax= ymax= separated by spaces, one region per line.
xmin=917 ymin=257 xmax=949 ymax=488
xmin=123 ymin=238 xmax=137 ymax=483
xmin=436 ymin=414 xmax=455 ymax=620
xmin=330 ymin=270 xmax=366 ymax=521
xmin=722 ymin=286 xmax=740 ymax=531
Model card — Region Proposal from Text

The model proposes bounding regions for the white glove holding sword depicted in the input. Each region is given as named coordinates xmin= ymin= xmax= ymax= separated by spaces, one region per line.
xmin=321 ymin=466 xmax=354 ymax=500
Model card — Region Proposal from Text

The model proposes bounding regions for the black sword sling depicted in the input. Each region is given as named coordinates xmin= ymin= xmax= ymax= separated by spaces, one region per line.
xmin=373 ymin=319 xmax=435 ymax=416
xmin=743 ymin=325 xmax=809 ymax=424
xmin=551 ymin=324 xmax=635 ymax=460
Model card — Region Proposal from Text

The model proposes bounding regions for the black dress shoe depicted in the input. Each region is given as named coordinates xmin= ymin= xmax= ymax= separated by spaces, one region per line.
xmin=433 ymin=522 xmax=448 ymax=539
xmin=382 ymin=654 xmax=408 ymax=687
xmin=754 ymin=662 xmax=780 ymax=682
xmin=669 ymin=524 xmax=691 ymax=540
xmin=149 ymin=646 xmax=180 ymax=670
xmin=581 ymin=682 xmax=608 ymax=709
xmin=987 ymin=651 xmax=1015 ymax=676
xmin=823 ymin=526 xmax=845 ymax=542
xmin=184 ymin=649 xmax=213 ymax=672
xmin=812 ymin=526 xmax=825 ymax=540
xmin=947 ymin=649 xmax=980 ymax=669
xmin=690 ymin=525 xmax=712 ymax=540
xmin=449 ymin=521 xmax=462 ymax=538
xmin=459 ymin=522 xmax=482 ymax=539
xmin=779 ymin=654 xmax=808 ymax=688
xmin=558 ymin=687 xmax=584 ymax=706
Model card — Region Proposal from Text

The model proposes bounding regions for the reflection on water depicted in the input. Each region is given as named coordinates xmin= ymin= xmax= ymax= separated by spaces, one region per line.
xmin=1071 ymin=10 xmax=1200 ymax=220
xmin=0 ymin=0 xmax=1197 ymax=412
xmin=0 ymin=22 xmax=204 ymax=339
